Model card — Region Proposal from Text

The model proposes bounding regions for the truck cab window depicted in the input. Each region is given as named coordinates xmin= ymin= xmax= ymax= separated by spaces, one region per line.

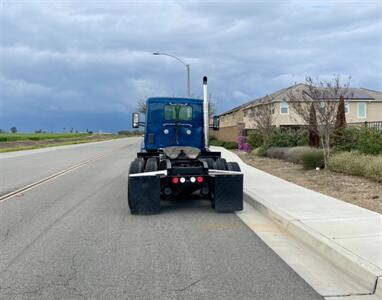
xmin=164 ymin=105 xmax=192 ymax=121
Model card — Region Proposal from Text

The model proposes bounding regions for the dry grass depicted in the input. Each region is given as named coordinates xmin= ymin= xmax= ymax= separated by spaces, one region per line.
xmin=328 ymin=152 xmax=382 ymax=183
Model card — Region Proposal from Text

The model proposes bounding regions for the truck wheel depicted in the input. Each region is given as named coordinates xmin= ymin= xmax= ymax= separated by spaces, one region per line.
xmin=227 ymin=162 xmax=241 ymax=172
xmin=214 ymin=158 xmax=228 ymax=170
xmin=203 ymin=158 xmax=214 ymax=169
xmin=145 ymin=157 xmax=158 ymax=172
xmin=129 ymin=158 xmax=145 ymax=174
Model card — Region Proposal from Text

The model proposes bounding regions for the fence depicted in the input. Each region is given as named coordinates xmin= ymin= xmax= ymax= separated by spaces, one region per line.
xmin=348 ymin=121 xmax=382 ymax=131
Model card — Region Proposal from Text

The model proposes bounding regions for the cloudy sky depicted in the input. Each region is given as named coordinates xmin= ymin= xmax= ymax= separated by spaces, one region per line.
xmin=0 ymin=0 xmax=381 ymax=132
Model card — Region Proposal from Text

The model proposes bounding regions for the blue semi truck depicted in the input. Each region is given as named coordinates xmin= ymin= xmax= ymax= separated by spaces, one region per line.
xmin=128 ymin=77 xmax=243 ymax=214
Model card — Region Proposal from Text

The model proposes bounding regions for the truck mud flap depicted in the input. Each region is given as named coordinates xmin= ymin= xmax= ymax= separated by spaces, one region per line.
xmin=128 ymin=175 xmax=161 ymax=214
xmin=213 ymin=174 xmax=243 ymax=212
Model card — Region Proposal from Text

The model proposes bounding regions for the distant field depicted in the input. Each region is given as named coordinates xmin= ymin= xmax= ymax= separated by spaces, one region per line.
xmin=0 ymin=133 xmax=90 ymax=142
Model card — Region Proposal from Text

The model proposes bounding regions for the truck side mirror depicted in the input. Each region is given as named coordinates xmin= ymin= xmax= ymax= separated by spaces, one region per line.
xmin=212 ymin=116 xmax=220 ymax=131
xmin=132 ymin=112 xmax=140 ymax=128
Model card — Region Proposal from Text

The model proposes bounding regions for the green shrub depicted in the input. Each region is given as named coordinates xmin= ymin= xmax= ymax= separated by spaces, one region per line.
xmin=294 ymin=130 xmax=310 ymax=146
xmin=250 ymin=148 xmax=260 ymax=156
xmin=223 ymin=141 xmax=238 ymax=149
xmin=328 ymin=151 xmax=382 ymax=182
xmin=266 ymin=129 xmax=309 ymax=148
xmin=301 ymin=148 xmax=324 ymax=169
xmin=286 ymin=146 xmax=312 ymax=164
xmin=247 ymin=131 xmax=264 ymax=148
xmin=357 ymin=128 xmax=382 ymax=155
xmin=257 ymin=144 xmax=269 ymax=157
xmin=209 ymin=138 xmax=237 ymax=149
xmin=332 ymin=126 xmax=361 ymax=152
xmin=266 ymin=130 xmax=293 ymax=147
xmin=209 ymin=138 xmax=225 ymax=147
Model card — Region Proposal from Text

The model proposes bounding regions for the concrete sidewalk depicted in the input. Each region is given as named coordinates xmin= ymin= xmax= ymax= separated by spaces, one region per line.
xmin=213 ymin=147 xmax=382 ymax=298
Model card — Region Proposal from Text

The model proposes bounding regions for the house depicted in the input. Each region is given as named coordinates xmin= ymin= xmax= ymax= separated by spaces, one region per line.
xmin=215 ymin=84 xmax=382 ymax=142
xmin=211 ymin=104 xmax=246 ymax=142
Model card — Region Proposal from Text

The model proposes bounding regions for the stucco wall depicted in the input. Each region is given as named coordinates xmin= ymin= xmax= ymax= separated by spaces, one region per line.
xmin=210 ymin=125 xmax=239 ymax=142
xmin=346 ymin=101 xmax=382 ymax=123
xmin=243 ymin=102 xmax=305 ymax=128
xmin=274 ymin=102 xmax=305 ymax=126
xmin=219 ymin=110 xmax=244 ymax=128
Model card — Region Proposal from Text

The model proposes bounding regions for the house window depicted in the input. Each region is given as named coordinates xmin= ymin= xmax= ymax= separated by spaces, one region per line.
xmin=358 ymin=102 xmax=366 ymax=118
xmin=319 ymin=101 xmax=326 ymax=114
xmin=345 ymin=102 xmax=349 ymax=114
xmin=270 ymin=104 xmax=275 ymax=114
xmin=280 ymin=101 xmax=289 ymax=114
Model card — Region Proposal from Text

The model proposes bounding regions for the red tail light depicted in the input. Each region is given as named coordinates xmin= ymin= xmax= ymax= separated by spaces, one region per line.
xmin=172 ymin=177 xmax=179 ymax=184
xmin=197 ymin=176 xmax=204 ymax=183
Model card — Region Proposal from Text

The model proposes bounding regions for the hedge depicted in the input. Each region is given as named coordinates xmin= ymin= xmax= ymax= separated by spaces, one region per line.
xmin=356 ymin=128 xmax=382 ymax=155
xmin=210 ymin=138 xmax=237 ymax=149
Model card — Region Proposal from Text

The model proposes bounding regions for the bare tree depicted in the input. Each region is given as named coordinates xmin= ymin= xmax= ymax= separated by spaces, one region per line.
xmin=250 ymin=96 xmax=274 ymax=137
xmin=209 ymin=101 xmax=217 ymax=117
xmin=137 ymin=99 xmax=147 ymax=114
xmin=288 ymin=76 xmax=351 ymax=167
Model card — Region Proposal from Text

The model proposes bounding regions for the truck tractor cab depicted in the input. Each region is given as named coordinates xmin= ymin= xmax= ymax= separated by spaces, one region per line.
xmin=128 ymin=77 xmax=243 ymax=214
xmin=144 ymin=98 xmax=204 ymax=151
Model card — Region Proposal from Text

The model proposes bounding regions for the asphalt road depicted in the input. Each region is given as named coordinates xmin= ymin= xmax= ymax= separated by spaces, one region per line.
xmin=0 ymin=138 xmax=322 ymax=299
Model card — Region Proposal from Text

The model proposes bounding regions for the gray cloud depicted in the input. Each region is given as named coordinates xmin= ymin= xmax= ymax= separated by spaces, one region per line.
xmin=0 ymin=0 xmax=381 ymax=131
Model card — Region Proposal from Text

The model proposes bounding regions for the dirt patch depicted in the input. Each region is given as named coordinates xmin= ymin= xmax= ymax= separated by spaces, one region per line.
xmin=235 ymin=151 xmax=382 ymax=214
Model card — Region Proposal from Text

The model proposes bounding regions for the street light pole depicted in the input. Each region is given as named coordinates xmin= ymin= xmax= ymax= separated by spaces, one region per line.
xmin=186 ymin=64 xmax=190 ymax=97
xmin=153 ymin=52 xmax=191 ymax=97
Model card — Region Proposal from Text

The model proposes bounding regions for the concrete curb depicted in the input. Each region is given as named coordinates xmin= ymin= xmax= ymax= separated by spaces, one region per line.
xmin=244 ymin=192 xmax=380 ymax=294
xmin=214 ymin=147 xmax=381 ymax=296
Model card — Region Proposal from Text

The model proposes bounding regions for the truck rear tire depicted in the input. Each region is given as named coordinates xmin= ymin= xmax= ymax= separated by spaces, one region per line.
xmin=227 ymin=162 xmax=241 ymax=172
xmin=213 ymin=158 xmax=228 ymax=170
xmin=128 ymin=157 xmax=160 ymax=215
xmin=203 ymin=158 xmax=214 ymax=169
xmin=129 ymin=158 xmax=145 ymax=174
xmin=145 ymin=157 xmax=158 ymax=172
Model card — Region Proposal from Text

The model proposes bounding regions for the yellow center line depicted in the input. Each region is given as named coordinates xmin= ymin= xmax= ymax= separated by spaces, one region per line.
xmin=0 ymin=153 xmax=109 ymax=204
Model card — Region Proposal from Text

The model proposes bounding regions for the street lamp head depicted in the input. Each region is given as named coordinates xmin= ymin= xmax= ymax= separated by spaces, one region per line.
xmin=153 ymin=52 xmax=160 ymax=55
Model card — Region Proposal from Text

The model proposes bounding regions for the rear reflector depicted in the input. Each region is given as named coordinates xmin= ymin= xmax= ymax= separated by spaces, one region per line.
xmin=172 ymin=177 xmax=179 ymax=184
xmin=197 ymin=176 xmax=204 ymax=183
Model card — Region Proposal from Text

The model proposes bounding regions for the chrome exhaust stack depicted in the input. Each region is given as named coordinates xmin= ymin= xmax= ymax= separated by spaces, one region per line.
xmin=203 ymin=76 xmax=209 ymax=149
